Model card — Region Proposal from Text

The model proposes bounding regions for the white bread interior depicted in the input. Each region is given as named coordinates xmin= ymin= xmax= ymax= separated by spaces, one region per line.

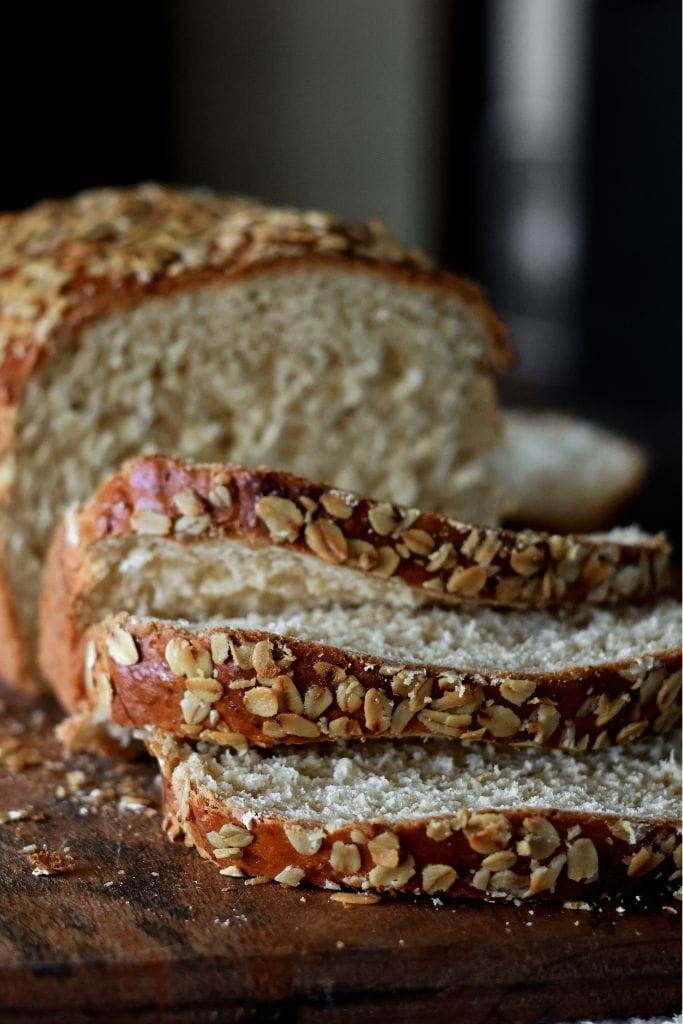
xmin=78 ymin=536 xmax=430 ymax=628
xmin=142 ymin=599 xmax=682 ymax=676
xmin=171 ymin=734 xmax=681 ymax=826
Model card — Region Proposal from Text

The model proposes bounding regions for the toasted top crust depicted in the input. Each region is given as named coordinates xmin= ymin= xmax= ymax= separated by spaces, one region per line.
xmin=0 ymin=183 xmax=510 ymax=401
xmin=65 ymin=455 xmax=672 ymax=609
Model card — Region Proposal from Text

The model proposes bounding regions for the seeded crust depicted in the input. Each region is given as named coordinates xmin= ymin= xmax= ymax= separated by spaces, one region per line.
xmin=153 ymin=732 xmax=682 ymax=903
xmin=0 ymin=183 xmax=510 ymax=400
xmin=51 ymin=453 xmax=672 ymax=606
xmin=59 ymin=611 xmax=682 ymax=755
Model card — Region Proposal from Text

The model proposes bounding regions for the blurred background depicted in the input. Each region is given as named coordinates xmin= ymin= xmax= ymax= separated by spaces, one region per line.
xmin=2 ymin=0 xmax=680 ymax=534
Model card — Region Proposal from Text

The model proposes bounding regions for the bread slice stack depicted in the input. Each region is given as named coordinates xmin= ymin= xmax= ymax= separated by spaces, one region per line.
xmin=40 ymin=455 xmax=681 ymax=903
xmin=3 ymin=184 xmax=678 ymax=905
xmin=42 ymin=456 xmax=677 ymax=749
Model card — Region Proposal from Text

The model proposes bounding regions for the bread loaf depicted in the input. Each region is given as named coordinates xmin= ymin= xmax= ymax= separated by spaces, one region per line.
xmin=0 ymin=184 xmax=508 ymax=689
xmin=39 ymin=456 xmax=672 ymax=698
xmin=61 ymin=602 xmax=681 ymax=753
xmin=152 ymin=729 xmax=682 ymax=903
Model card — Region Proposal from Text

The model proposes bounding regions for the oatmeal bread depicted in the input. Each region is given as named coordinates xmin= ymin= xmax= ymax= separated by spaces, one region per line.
xmin=0 ymin=184 xmax=509 ymax=689
xmin=60 ymin=603 xmax=682 ymax=754
xmin=38 ymin=457 xmax=673 ymax=700
xmin=153 ymin=730 xmax=682 ymax=903
xmin=501 ymin=411 xmax=648 ymax=533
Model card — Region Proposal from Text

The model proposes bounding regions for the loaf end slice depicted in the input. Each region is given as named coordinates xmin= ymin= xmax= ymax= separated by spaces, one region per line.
xmin=501 ymin=411 xmax=648 ymax=533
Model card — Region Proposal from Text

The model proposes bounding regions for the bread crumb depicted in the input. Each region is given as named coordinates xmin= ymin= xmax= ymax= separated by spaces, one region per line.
xmin=28 ymin=849 xmax=76 ymax=876
xmin=0 ymin=807 xmax=45 ymax=824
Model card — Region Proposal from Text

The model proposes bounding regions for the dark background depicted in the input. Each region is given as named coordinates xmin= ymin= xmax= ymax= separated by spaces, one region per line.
xmin=1 ymin=0 xmax=680 ymax=535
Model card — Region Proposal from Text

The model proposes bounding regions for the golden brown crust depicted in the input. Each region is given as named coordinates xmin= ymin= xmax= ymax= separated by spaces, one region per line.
xmin=39 ymin=524 xmax=87 ymax=703
xmin=155 ymin=741 xmax=682 ymax=903
xmin=0 ymin=183 xmax=511 ymax=406
xmin=0 ymin=537 xmax=32 ymax=692
xmin=56 ymin=454 xmax=672 ymax=608
xmin=56 ymin=612 xmax=682 ymax=754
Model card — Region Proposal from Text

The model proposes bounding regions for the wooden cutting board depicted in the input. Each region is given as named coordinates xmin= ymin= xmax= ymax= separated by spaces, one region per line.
xmin=0 ymin=684 xmax=679 ymax=1024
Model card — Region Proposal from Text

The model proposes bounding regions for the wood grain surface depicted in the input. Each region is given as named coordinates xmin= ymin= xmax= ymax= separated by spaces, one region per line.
xmin=0 ymin=684 xmax=679 ymax=1024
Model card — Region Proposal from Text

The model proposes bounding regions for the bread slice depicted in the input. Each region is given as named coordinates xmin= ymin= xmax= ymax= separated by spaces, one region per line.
xmin=501 ymin=411 xmax=648 ymax=533
xmin=39 ymin=455 xmax=672 ymax=700
xmin=152 ymin=729 xmax=681 ymax=902
xmin=0 ymin=184 xmax=510 ymax=690
xmin=64 ymin=601 xmax=681 ymax=754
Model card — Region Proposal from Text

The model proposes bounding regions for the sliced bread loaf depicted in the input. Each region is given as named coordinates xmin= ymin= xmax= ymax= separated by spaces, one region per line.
xmin=152 ymin=730 xmax=681 ymax=902
xmin=39 ymin=455 xmax=672 ymax=697
xmin=500 ymin=411 xmax=648 ymax=533
xmin=65 ymin=602 xmax=681 ymax=753
xmin=0 ymin=184 xmax=508 ymax=690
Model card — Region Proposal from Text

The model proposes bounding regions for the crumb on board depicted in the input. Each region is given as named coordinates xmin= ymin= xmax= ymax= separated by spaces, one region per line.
xmin=54 ymin=767 xmax=157 ymax=816
xmin=0 ymin=735 xmax=44 ymax=771
xmin=214 ymin=914 xmax=248 ymax=927
xmin=329 ymin=892 xmax=381 ymax=906
xmin=0 ymin=807 xmax=45 ymax=824
xmin=27 ymin=849 xmax=76 ymax=876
